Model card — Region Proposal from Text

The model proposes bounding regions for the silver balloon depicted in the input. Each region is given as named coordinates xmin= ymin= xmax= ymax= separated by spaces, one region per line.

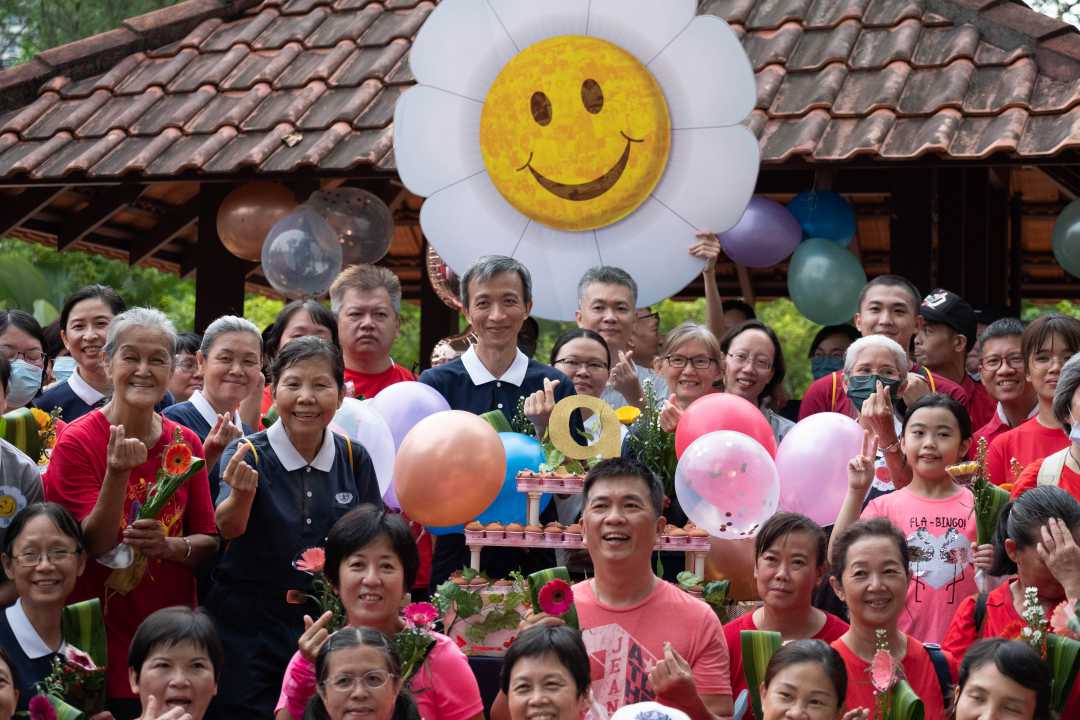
xmin=307 ymin=188 xmax=394 ymax=265
xmin=261 ymin=206 xmax=343 ymax=298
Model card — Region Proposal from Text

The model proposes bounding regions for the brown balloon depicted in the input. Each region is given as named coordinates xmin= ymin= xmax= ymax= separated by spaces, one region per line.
xmin=426 ymin=245 xmax=463 ymax=312
xmin=394 ymin=410 xmax=505 ymax=527
xmin=217 ymin=182 xmax=298 ymax=261
xmin=705 ymin=537 xmax=759 ymax=601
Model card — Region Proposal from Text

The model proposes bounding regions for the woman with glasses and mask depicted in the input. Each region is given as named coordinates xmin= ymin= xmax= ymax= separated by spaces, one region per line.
xmin=986 ymin=315 xmax=1080 ymax=487
xmin=0 ymin=311 xmax=46 ymax=411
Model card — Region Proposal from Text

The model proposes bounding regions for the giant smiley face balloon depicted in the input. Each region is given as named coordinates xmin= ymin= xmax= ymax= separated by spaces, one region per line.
xmin=394 ymin=0 xmax=759 ymax=320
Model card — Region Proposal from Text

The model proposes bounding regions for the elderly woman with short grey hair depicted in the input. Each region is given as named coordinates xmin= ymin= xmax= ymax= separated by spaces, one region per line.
xmin=43 ymin=307 xmax=219 ymax=715
xmin=1011 ymin=353 xmax=1080 ymax=497
xmin=164 ymin=315 xmax=262 ymax=501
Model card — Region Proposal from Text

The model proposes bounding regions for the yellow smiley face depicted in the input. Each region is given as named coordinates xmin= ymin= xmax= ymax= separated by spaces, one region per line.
xmin=480 ymin=35 xmax=671 ymax=232
xmin=0 ymin=496 xmax=16 ymax=518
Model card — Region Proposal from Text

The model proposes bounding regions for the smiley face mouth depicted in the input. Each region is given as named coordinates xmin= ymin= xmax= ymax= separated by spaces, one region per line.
xmin=517 ymin=132 xmax=643 ymax=202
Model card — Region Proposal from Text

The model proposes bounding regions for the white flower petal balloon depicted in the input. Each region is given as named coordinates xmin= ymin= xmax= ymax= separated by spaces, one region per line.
xmin=395 ymin=0 xmax=759 ymax=320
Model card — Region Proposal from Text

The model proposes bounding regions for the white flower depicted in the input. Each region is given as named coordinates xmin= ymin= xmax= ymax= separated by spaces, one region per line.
xmin=394 ymin=0 xmax=758 ymax=320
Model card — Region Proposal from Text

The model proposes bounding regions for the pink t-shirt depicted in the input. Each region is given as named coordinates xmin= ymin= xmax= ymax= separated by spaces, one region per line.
xmin=275 ymin=631 xmax=482 ymax=720
xmin=862 ymin=486 xmax=978 ymax=644
xmin=574 ymin=579 xmax=731 ymax=719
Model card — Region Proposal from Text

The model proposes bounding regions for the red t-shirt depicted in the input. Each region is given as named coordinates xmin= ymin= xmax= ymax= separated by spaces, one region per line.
xmin=43 ymin=411 xmax=217 ymax=699
xmin=832 ymin=635 xmax=955 ymax=720
xmin=942 ymin=579 xmax=1080 ymax=718
xmin=986 ymin=417 xmax=1068 ymax=487
xmin=798 ymin=367 xmax=968 ymax=420
xmin=722 ymin=609 xmax=847 ymax=717
xmin=344 ymin=363 xmax=415 ymax=400
xmin=1010 ymin=455 xmax=1080 ymax=500
xmin=960 ymin=374 xmax=996 ymax=433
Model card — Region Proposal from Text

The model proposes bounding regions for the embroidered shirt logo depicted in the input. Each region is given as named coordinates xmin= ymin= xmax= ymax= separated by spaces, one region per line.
xmin=335 ymin=492 xmax=353 ymax=505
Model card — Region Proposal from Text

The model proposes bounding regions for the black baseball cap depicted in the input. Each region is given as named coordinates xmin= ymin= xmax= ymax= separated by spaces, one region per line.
xmin=920 ymin=289 xmax=977 ymax=351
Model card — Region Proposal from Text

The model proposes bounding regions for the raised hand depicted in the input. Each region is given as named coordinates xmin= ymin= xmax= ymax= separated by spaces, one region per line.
xmin=298 ymin=611 xmax=334 ymax=663
xmin=524 ymin=377 xmax=560 ymax=435
xmin=691 ymin=232 xmax=722 ymax=273
xmin=1038 ymin=517 xmax=1080 ymax=599
xmin=901 ymin=371 xmax=930 ymax=405
xmin=648 ymin=642 xmax=697 ymax=704
xmin=659 ymin=394 xmax=682 ymax=433
xmin=610 ymin=350 xmax=642 ymax=405
xmin=107 ymin=425 xmax=147 ymax=473
xmin=859 ymin=381 xmax=899 ymax=451
xmin=139 ymin=694 xmax=192 ymax=720
xmin=203 ymin=413 xmax=242 ymax=468
xmin=122 ymin=518 xmax=171 ymax=560
xmin=222 ymin=442 xmax=259 ymax=497
xmin=847 ymin=430 xmax=879 ymax=492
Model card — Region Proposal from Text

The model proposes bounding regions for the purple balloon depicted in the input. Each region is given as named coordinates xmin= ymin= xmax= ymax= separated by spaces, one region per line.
xmin=369 ymin=381 xmax=451 ymax=449
xmin=775 ymin=412 xmax=865 ymax=526
xmin=717 ymin=196 xmax=802 ymax=268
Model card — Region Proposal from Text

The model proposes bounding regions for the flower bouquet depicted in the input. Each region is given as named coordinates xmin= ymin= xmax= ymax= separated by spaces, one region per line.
xmin=947 ymin=437 xmax=1009 ymax=593
xmin=624 ymin=379 xmax=677 ymax=497
xmin=103 ymin=428 xmax=205 ymax=594
xmin=29 ymin=407 xmax=63 ymax=465
xmin=29 ymin=600 xmax=107 ymax=719
xmin=285 ymin=547 xmax=346 ymax=633
xmin=396 ymin=602 xmax=439 ymax=685
xmin=1032 ymin=593 xmax=1080 ymax=714
xmin=527 ymin=567 xmax=578 ymax=630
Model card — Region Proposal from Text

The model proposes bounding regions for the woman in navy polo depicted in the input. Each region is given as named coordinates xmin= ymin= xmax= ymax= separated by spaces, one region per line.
xmin=206 ymin=337 xmax=380 ymax=720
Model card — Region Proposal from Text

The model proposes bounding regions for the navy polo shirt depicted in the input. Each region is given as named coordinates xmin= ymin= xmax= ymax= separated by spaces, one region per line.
xmin=214 ymin=422 xmax=381 ymax=593
xmin=34 ymin=376 xmax=174 ymax=422
xmin=163 ymin=390 xmax=252 ymax=503
xmin=419 ymin=347 xmax=581 ymax=586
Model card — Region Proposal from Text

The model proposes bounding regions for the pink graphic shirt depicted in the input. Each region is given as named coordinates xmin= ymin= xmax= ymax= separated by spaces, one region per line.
xmin=574 ymin=579 xmax=731 ymax=719
xmin=862 ymin=486 xmax=978 ymax=644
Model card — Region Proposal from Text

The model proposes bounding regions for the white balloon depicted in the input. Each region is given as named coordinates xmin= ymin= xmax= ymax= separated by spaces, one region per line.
xmin=331 ymin=398 xmax=395 ymax=500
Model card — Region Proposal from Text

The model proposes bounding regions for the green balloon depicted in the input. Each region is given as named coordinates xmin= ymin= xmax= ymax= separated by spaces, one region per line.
xmin=1053 ymin=198 xmax=1080 ymax=279
xmin=788 ymin=238 xmax=867 ymax=325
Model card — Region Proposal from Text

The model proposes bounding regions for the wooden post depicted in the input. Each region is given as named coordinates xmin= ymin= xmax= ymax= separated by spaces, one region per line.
xmin=419 ymin=239 xmax=461 ymax=371
xmin=194 ymin=184 xmax=248 ymax=332
xmin=889 ymin=169 xmax=934 ymax=294
xmin=937 ymin=168 xmax=1009 ymax=307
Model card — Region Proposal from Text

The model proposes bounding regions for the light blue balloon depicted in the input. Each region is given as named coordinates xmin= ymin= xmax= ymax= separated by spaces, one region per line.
xmin=787 ymin=191 xmax=856 ymax=245
xmin=1053 ymin=198 xmax=1080 ymax=279
xmin=787 ymin=239 xmax=866 ymax=325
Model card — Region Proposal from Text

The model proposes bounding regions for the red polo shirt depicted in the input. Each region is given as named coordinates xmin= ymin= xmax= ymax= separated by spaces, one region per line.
xmin=968 ymin=403 xmax=1037 ymax=460
xmin=960 ymin=374 xmax=996 ymax=432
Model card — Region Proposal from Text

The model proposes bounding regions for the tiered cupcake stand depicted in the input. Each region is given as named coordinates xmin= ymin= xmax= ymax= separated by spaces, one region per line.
xmin=464 ymin=471 xmax=708 ymax=577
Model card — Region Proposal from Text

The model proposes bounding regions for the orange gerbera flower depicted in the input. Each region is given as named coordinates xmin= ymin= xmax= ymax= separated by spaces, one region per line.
xmin=29 ymin=408 xmax=50 ymax=431
xmin=163 ymin=443 xmax=193 ymax=476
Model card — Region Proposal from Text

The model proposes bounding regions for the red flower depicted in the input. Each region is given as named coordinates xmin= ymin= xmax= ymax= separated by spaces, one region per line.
xmin=870 ymin=649 xmax=896 ymax=693
xmin=537 ymin=579 xmax=573 ymax=616
xmin=1051 ymin=600 xmax=1080 ymax=640
xmin=163 ymin=442 xmax=193 ymax=476
xmin=402 ymin=602 xmax=439 ymax=627
xmin=286 ymin=589 xmax=309 ymax=605
xmin=63 ymin=645 xmax=97 ymax=671
xmin=294 ymin=547 xmax=325 ymax=574
xmin=29 ymin=696 xmax=57 ymax=720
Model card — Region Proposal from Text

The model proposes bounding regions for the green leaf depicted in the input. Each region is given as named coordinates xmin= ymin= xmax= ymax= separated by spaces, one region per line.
xmin=465 ymin=606 xmax=526 ymax=644
xmin=32 ymin=298 xmax=58 ymax=326
xmin=741 ymin=630 xmax=781 ymax=720
xmin=676 ymin=571 xmax=702 ymax=590
xmin=454 ymin=589 xmax=483 ymax=619
xmin=890 ymin=678 xmax=926 ymax=720
xmin=1047 ymin=633 xmax=1080 ymax=712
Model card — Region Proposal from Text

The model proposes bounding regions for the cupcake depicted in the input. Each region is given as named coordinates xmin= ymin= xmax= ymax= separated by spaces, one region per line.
xmin=517 ymin=470 xmax=539 ymax=491
xmin=667 ymin=527 xmax=689 ymax=546
xmin=485 ymin=522 xmax=505 ymax=541
xmin=563 ymin=523 xmax=583 ymax=546
xmin=543 ymin=525 xmax=564 ymax=545
xmin=469 ymin=576 xmax=489 ymax=591
xmin=505 ymin=522 xmax=524 ymax=541
xmin=490 ymin=578 xmax=514 ymax=594
xmin=465 ymin=521 xmax=484 ymax=541
xmin=524 ymin=524 xmax=543 ymax=542
xmin=450 ymin=575 xmax=469 ymax=587
xmin=687 ymin=527 xmax=710 ymax=548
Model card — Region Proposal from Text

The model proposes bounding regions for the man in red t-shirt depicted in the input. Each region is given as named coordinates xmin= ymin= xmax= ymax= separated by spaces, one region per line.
xmin=915 ymin=289 xmax=995 ymax=430
xmin=968 ymin=318 xmax=1037 ymax=458
xmin=799 ymin=275 xmax=968 ymax=420
xmin=330 ymin=264 xmax=416 ymax=400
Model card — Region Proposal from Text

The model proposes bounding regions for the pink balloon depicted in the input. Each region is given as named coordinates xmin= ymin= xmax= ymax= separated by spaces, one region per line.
xmin=369 ymin=381 xmax=451 ymax=449
xmin=775 ymin=412 xmax=865 ymax=526
xmin=675 ymin=392 xmax=777 ymax=459
xmin=675 ymin=430 xmax=779 ymax=538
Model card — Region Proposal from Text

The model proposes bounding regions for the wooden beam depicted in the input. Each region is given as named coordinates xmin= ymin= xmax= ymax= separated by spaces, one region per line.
xmin=57 ymin=184 xmax=145 ymax=250
xmin=0 ymin=186 xmax=66 ymax=236
xmin=128 ymin=199 xmax=199 ymax=266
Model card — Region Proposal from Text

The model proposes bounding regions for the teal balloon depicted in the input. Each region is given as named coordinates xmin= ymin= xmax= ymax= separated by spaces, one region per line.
xmin=1053 ymin=198 xmax=1080 ymax=279
xmin=476 ymin=432 xmax=549 ymax=525
xmin=788 ymin=239 xmax=866 ymax=325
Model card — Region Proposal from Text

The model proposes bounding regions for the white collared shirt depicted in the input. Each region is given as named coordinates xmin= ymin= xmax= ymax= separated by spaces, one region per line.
xmin=267 ymin=420 xmax=335 ymax=472
xmin=5 ymin=598 xmax=61 ymax=659
xmin=460 ymin=346 xmax=529 ymax=387
xmin=189 ymin=390 xmax=243 ymax=431
xmin=68 ymin=368 xmax=104 ymax=407
xmin=997 ymin=401 xmax=1039 ymax=426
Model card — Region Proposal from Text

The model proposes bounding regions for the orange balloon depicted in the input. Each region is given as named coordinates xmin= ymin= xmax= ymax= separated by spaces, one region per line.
xmin=705 ymin=537 xmax=759 ymax=601
xmin=394 ymin=410 xmax=505 ymax=526
xmin=216 ymin=182 xmax=298 ymax=261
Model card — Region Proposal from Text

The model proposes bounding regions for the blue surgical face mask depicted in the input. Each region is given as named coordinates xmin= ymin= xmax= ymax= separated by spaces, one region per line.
xmin=6 ymin=359 xmax=42 ymax=408
xmin=811 ymin=356 xmax=844 ymax=380
xmin=52 ymin=356 xmax=76 ymax=384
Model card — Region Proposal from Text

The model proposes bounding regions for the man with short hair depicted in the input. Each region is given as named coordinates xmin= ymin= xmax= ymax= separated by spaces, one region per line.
xmin=420 ymin=255 xmax=578 ymax=586
xmin=630 ymin=307 xmax=662 ymax=370
xmin=501 ymin=457 xmax=733 ymax=719
xmin=915 ymin=289 xmax=996 ymax=429
xmin=799 ymin=275 xmax=968 ymax=420
xmin=969 ymin=317 xmax=1037 ymax=455
xmin=329 ymin=264 xmax=414 ymax=399
xmin=576 ymin=267 xmax=667 ymax=409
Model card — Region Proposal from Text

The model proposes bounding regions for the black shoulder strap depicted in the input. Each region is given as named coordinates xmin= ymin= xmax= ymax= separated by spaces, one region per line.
xmin=973 ymin=590 xmax=989 ymax=635
xmin=924 ymin=642 xmax=954 ymax=707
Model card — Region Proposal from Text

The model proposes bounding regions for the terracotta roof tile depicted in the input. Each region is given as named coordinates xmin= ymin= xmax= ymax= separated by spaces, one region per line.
xmin=0 ymin=0 xmax=1076 ymax=180
xmin=787 ymin=20 xmax=861 ymax=72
